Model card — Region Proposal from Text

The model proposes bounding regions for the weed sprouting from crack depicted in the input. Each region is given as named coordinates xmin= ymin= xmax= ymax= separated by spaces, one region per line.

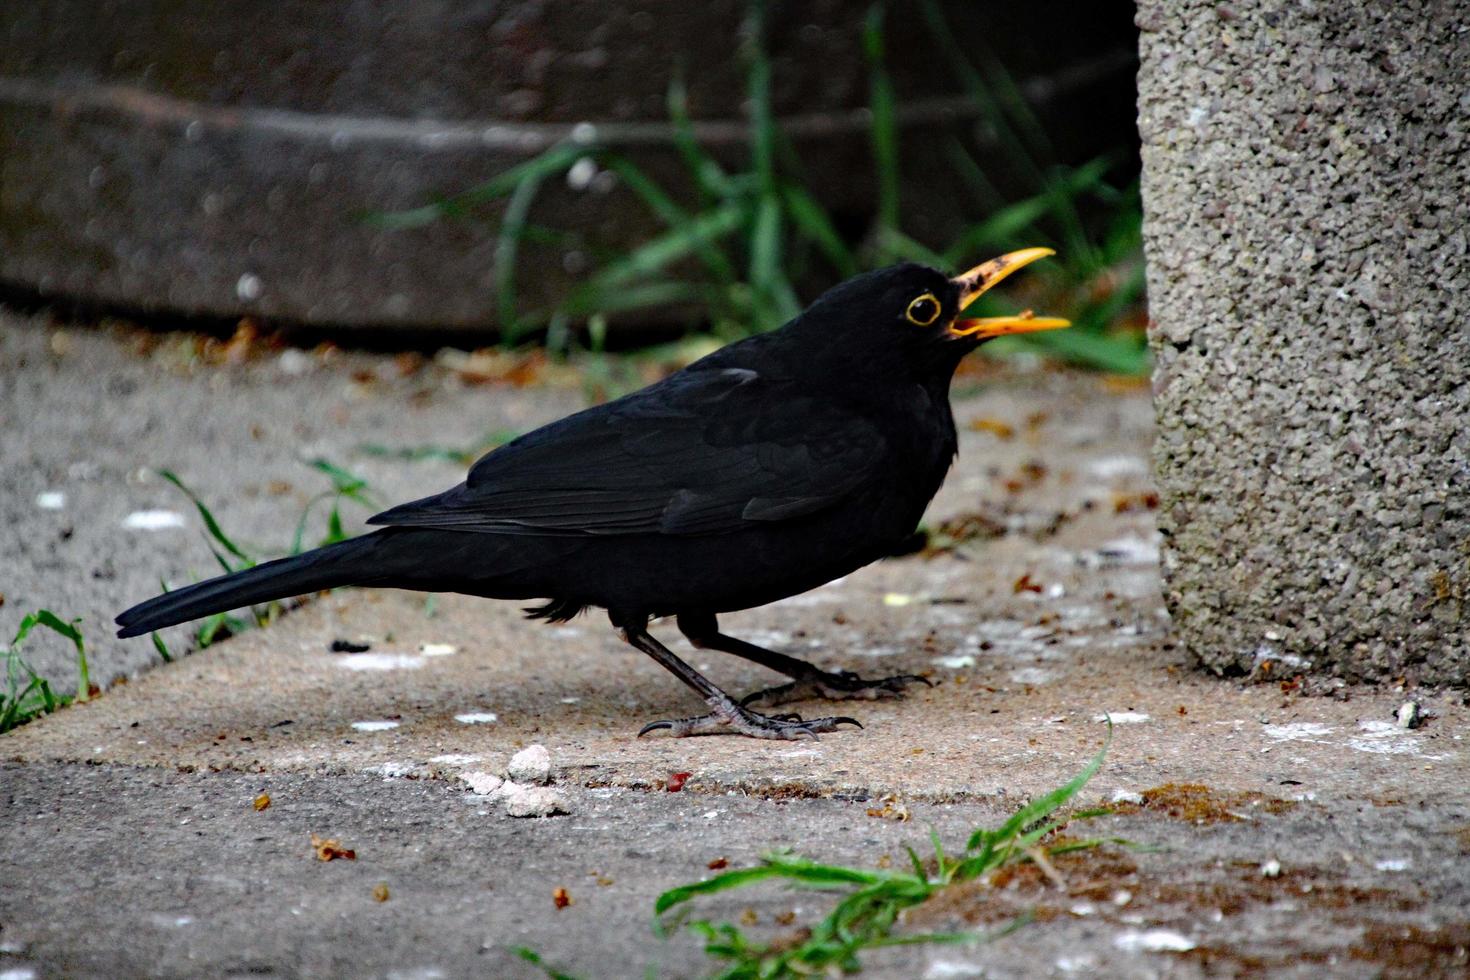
xmin=519 ymin=728 xmax=1130 ymax=979
xmin=150 ymin=458 xmax=379 ymax=654
xmin=1 ymin=610 xmax=89 ymax=734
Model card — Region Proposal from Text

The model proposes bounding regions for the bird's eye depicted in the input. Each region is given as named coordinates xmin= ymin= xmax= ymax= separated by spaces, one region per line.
xmin=905 ymin=293 xmax=941 ymax=326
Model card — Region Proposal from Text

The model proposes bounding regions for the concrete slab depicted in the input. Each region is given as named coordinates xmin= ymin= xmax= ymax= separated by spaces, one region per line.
xmin=4 ymin=309 xmax=1468 ymax=978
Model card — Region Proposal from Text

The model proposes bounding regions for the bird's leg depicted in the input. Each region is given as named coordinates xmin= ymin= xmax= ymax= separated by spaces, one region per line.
xmin=676 ymin=612 xmax=931 ymax=708
xmin=614 ymin=615 xmax=860 ymax=740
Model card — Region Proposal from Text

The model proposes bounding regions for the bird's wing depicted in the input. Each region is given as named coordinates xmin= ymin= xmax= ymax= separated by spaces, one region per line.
xmin=366 ymin=367 xmax=887 ymax=537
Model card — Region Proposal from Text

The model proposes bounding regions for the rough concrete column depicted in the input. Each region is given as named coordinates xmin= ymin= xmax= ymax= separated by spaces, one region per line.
xmin=1137 ymin=2 xmax=1469 ymax=684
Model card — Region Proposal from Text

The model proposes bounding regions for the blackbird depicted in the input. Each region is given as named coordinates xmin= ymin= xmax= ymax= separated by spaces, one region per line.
xmin=116 ymin=249 xmax=1069 ymax=739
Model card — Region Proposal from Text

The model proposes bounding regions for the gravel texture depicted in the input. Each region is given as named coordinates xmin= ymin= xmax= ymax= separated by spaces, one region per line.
xmin=1138 ymin=1 xmax=1470 ymax=684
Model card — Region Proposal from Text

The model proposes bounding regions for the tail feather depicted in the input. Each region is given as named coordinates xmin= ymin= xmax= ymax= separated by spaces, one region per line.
xmin=116 ymin=532 xmax=388 ymax=638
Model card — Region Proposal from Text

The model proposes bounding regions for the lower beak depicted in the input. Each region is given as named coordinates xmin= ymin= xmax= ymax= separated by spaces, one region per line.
xmin=948 ymin=247 xmax=1071 ymax=340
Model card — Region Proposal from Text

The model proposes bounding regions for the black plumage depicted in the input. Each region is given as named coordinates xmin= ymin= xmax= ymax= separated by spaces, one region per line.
xmin=117 ymin=254 xmax=1067 ymax=739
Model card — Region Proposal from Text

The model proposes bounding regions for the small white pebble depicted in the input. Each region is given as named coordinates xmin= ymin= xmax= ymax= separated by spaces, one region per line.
xmin=122 ymin=509 xmax=187 ymax=530
xmin=1094 ymin=712 xmax=1150 ymax=724
xmin=883 ymin=592 xmax=914 ymax=607
xmin=1374 ymin=858 xmax=1411 ymax=872
xmin=460 ymin=772 xmax=504 ymax=797
xmin=419 ymin=642 xmax=457 ymax=657
xmin=36 ymin=491 xmax=66 ymax=510
xmin=935 ymin=654 xmax=976 ymax=669
xmin=503 ymin=783 xmax=569 ymax=817
xmin=337 ymin=653 xmax=425 ymax=672
xmin=1261 ymin=859 xmax=1282 ymax=877
xmin=507 ymin=744 xmax=552 ymax=785
xmin=1114 ymin=929 xmax=1196 ymax=953
xmin=1112 ymin=889 xmax=1132 ymax=907
xmin=350 ymin=720 xmax=399 ymax=732
xmin=453 ymin=711 xmax=497 ymax=724
xmin=278 ymin=348 xmax=313 ymax=375
xmin=1110 ymin=789 xmax=1144 ymax=805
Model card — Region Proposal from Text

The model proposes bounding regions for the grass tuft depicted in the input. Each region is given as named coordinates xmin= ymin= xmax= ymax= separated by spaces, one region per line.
xmin=1 ymin=610 xmax=89 ymax=733
xmin=515 ymin=729 xmax=1126 ymax=979
xmin=651 ymin=729 xmax=1116 ymax=977
xmin=374 ymin=1 xmax=1146 ymax=375
xmin=156 ymin=459 xmax=378 ymax=651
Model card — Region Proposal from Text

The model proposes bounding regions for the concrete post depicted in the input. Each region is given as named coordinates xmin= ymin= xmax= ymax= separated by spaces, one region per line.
xmin=1137 ymin=1 xmax=1469 ymax=684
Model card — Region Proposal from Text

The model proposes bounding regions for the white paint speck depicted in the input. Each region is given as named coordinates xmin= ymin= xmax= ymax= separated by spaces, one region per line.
xmin=883 ymin=592 xmax=914 ymax=607
xmin=335 ymin=653 xmax=426 ymax=671
xmin=418 ymin=643 xmax=457 ymax=657
xmin=1114 ymin=928 xmax=1197 ymax=953
xmin=1349 ymin=720 xmax=1427 ymax=756
xmin=936 ymin=654 xmax=976 ymax=669
xmin=454 ymin=711 xmax=497 ymax=725
xmin=559 ymin=697 xmax=580 ymax=704
xmin=1263 ymin=722 xmax=1333 ymax=742
xmin=36 ymin=491 xmax=65 ymax=510
xmin=1095 ymin=712 xmax=1150 ymax=724
xmin=1088 ymin=455 xmax=1148 ymax=479
xmin=350 ymin=720 xmax=400 ymax=732
xmin=924 ymin=961 xmax=986 ymax=979
xmin=1374 ymin=858 xmax=1411 ymax=871
xmin=122 ymin=509 xmax=187 ymax=530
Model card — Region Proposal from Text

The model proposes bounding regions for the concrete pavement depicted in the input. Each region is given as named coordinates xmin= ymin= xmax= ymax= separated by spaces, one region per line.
xmin=3 ymin=308 xmax=1467 ymax=978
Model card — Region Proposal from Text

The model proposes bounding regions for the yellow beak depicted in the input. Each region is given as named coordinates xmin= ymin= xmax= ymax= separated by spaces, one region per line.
xmin=948 ymin=247 xmax=1071 ymax=339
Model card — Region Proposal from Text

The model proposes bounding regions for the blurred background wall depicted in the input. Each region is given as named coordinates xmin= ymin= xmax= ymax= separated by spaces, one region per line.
xmin=0 ymin=1 xmax=1139 ymax=339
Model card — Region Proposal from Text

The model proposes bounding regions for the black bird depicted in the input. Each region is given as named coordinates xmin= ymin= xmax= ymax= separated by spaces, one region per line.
xmin=116 ymin=250 xmax=1069 ymax=739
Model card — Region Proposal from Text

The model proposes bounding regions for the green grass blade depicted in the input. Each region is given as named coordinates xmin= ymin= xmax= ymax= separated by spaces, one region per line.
xmin=512 ymin=946 xmax=584 ymax=980
xmin=365 ymin=142 xmax=588 ymax=230
xmin=494 ymin=169 xmax=547 ymax=345
xmin=601 ymin=154 xmax=739 ymax=285
xmin=158 ymin=470 xmax=255 ymax=569
xmin=667 ymin=74 xmax=732 ymax=200
xmin=965 ymin=724 xmax=1112 ymax=855
xmin=864 ymin=3 xmax=900 ymax=237
xmin=150 ymin=632 xmax=174 ymax=663
xmin=655 ymin=865 xmax=787 ymax=916
xmin=743 ymin=0 xmax=776 ymax=198
xmin=780 ymin=185 xmax=857 ymax=277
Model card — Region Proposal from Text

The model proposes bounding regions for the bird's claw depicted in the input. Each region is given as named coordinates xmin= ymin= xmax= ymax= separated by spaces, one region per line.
xmin=637 ymin=703 xmax=862 ymax=740
xmin=740 ymin=669 xmax=932 ymax=708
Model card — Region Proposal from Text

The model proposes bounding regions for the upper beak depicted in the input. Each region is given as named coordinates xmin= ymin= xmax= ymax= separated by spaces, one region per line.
xmin=948 ymin=247 xmax=1071 ymax=340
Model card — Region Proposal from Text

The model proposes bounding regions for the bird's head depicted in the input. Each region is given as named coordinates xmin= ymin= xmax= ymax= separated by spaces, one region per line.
xmin=792 ymin=249 xmax=1070 ymax=378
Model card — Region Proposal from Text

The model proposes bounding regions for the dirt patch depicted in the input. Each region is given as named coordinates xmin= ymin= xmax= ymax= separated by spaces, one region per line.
xmin=1350 ymin=921 xmax=1470 ymax=977
xmin=1109 ymin=782 xmax=1298 ymax=824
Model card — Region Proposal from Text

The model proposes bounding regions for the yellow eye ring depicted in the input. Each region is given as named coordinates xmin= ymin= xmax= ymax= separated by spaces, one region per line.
xmin=905 ymin=293 xmax=941 ymax=326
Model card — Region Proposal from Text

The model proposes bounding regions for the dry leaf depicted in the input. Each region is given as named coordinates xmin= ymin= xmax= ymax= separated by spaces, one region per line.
xmin=310 ymin=834 xmax=356 ymax=862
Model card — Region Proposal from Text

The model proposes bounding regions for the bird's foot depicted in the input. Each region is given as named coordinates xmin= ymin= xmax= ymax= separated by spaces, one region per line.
xmin=637 ymin=702 xmax=862 ymax=740
xmin=740 ymin=669 xmax=931 ymax=708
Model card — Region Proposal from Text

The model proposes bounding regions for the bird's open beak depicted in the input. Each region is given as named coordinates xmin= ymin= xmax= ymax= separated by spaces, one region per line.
xmin=948 ymin=247 xmax=1071 ymax=340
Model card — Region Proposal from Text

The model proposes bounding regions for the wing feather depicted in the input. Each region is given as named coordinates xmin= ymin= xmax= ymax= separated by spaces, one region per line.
xmin=367 ymin=366 xmax=886 ymax=537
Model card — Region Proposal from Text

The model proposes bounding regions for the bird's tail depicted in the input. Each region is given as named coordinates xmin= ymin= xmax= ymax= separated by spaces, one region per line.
xmin=116 ymin=531 xmax=395 ymax=638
